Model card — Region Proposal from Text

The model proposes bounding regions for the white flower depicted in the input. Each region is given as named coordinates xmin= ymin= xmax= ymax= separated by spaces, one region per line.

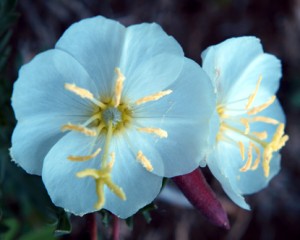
xmin=201 ymin=36 xmax=288 ymax=209
xmin=11 ymin=16 xmax=215 ymax=218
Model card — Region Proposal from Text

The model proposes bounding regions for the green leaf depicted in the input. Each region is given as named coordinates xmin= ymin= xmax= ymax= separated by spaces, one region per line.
xmin=19 ymin=225 xmax=57 ymax=240
xmin=1 ymin=218 xmax=20 ymax=240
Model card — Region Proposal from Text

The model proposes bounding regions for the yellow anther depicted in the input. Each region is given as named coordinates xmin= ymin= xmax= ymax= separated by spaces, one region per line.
xmin=65 ymin=83 xmax=94 ymax=100
xmin=238 ymin=141 xmax=245 ymax=160
xmin=262 ymin=123 xmax=289 ymax=177
xmin=135 ymin=90 xmax=172 ymax=105
xmin=136 ymin=151 xmax=154 ymax=172
xmin=278 ymin=135 xmax=289 ymax=150
xmin=240 ymin=118 xmax=250 ymax=134
xmin=262 ymin=147 xmax=272 ymax=177
xmin=114 ymin=68 xmax=125 ymax=107
xmin=247 ymin=96 xmax=276 ymax=115
xmin=252 ymin=131 xmax=268 ymax=140
xmin=250 ymin=116 xmax=279 ymax=125
xmin=67 ymin=148 xmax=101 ymax=162
xmin=65 ymin=83 xmax=106 ymax=108
xmin=108 ymin=152 xmax=115 ymax=169
xmin=61 ymin=123 xmax=97 ymax=136
xmin=240 ymin=142 xmax=253 ymax=172
xmin=245 ymin=75 xmax=262 ymax=110
xmin=76 ymin=167 xmax=126 ymax=210
xmin=138 ymin=127 xmax=168 ymax=138
xmin=251 ymin=144 xmax=261 ymax=170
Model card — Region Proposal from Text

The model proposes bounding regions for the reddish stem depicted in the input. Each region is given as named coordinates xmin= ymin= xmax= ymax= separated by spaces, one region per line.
xmin=112 ymin=214 xmax=120 ymax=240
xmin=172 ymin=168 xmax=230 ymax=230
xmin=86 ymin=213 xmax=98 ymax=240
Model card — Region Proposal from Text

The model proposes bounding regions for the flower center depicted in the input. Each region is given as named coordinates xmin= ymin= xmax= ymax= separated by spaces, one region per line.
xmin=216 ymin=75 xmax=288 ymax=177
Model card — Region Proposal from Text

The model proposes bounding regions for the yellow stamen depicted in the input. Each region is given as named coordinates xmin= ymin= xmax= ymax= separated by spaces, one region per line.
xmin=65 ymin=83 xmax=94 ymax=100
xmin=135 ymin=90 xmax=172 ymax=105
xmin=251 ymin=144 xmax=261 ymax=170
xmin=67 ymin=148 xmax=101 ymax=162
xmin=65 ymin=83 xmax=106 ymax=108
xmin=262 ymin=123 xmax=289 ymax=177
xmin=240 ymin=143 xmax=253 ymax=172
xmin=247 ymin=96 xmax=276 ymax=115
xmin=138 ymin=127 xmax=168 ymax=138
xmin=245 ymin=75 xmax=262 ymax=110
xmin=136 ymin=151 xmax=154 ymax=172
xmin=108 ymin=152 xmax=115 ymax=169
xmin=252 ymin=131 xmax=268 ymax=140
xmin=240 ymin=118 xmax=250 ymax=134
xmin=238 ymin=141 xmax=245 ymax=160
xmin=61 ymin=123 xmax=97 ymax=136
xmin=114 ymin=68 xmax=125 ymax=107
xmin=250 ymin=116 xmax=279 ymax=125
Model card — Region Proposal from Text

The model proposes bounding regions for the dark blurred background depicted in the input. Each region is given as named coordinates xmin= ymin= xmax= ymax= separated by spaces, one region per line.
xmin=1 ymin=0 xmax=300 ymax=239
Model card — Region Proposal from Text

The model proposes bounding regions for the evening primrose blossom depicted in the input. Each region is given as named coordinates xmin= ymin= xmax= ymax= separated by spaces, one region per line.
xmin=201 ymin=37 xmax=288 ymax=209
xmin=10 ymin=16 xmax=215 ymax=218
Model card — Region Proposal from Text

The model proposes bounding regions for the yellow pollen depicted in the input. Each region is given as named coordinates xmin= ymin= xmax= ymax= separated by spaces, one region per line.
xmin=61 ymin=123 xmax=97 ymax=136
xmin=240 ymin=142 xmax=253 ymax=172
xmin=67 ymin=148 xmax=101 ymax=162
xmin=135 ymin=90 xmax=172 ymax=105
xmin=240 ymin=118 xmax=250 ymax=134
xmin=252 ymin=131 xmax=268 ymax=140
xmin=250 ymin=116 xmax=279 ymax=125
xmin=251 ymin=144 xmax=261 ymax=170
xmin=245 ymin=75 xmax=262 ymax=110
xmin=65 ymin=83 xmax=106 ymax=108
xmin=247 ymin=95 xmax=276 ymax=115
xmin=114 ymin=68 xmax=125 ymax=107
xmin=238 ymin=141 xmax=245 ymax=160
xmin=138 ymin=127 xmax=168 ymax=138
xmin=136 ymin=151 xmax=154 ymax=172
xmin=65 ymin=83 xmax=94 ymax=100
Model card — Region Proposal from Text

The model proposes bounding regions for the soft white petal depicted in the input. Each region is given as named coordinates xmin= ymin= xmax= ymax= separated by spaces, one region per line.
xmin=12 ymin=49 xmax=97 ymax=121
xmin=122 ymin=54 xmax=184 ymax=102
xmin=205 ymin=149 xmax=250 ymax=210
xmin=55 ymin=16 xmax=125 ymax=95
xmin=120 ymin=23 xmax=184 ymax=96
xmin=42 ymin=131 xmax=105 ymax=216
xmin=201 ymin=36 xmax=263 ymax=100
xmin=225 ymin=53 xmax=281 ymax=107
xmin=131 ymin=58 xmax=215 ymax=177
xmin=103 ymin=135 xmax=162 ymax=219
xmin=10 ymin=115 xmax=84 ymax=175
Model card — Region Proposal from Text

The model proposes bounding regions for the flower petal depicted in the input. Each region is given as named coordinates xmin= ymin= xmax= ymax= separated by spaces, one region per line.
xmin=10 ymin=116 xmax=73 ymax=175
xmin=12 ymin=49 xmax=97 ymax=121
xmin=42 ymin=131 xmax=105 ymax=216
xmin=120 ymin=23 xmax=184 ymax=99
xmin=201 ymin=37 xmax=263 ymax=100
xmin=205 ymin=147 xmax=250 ymax=210
xmin=225 ymin=53 xmax=281 ymax=108
xmin=132 ymin=58 xmax=215 ymax=177
xmin=55 ymin=16 xmax=125 ymax=96
xmin=42 ymin=131 xmax=162 ymax=218
xmin=103 ymin=136 xmax=162 ymax=219
xmin=202 ymin=36 xmax=282 ymax=110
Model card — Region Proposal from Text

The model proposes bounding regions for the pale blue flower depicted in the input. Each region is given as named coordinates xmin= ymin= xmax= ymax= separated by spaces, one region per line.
xmin=201 ymin=36 xmax=289 ymax=209
xmin=11 ymin=16 xmax=215 ymax=218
